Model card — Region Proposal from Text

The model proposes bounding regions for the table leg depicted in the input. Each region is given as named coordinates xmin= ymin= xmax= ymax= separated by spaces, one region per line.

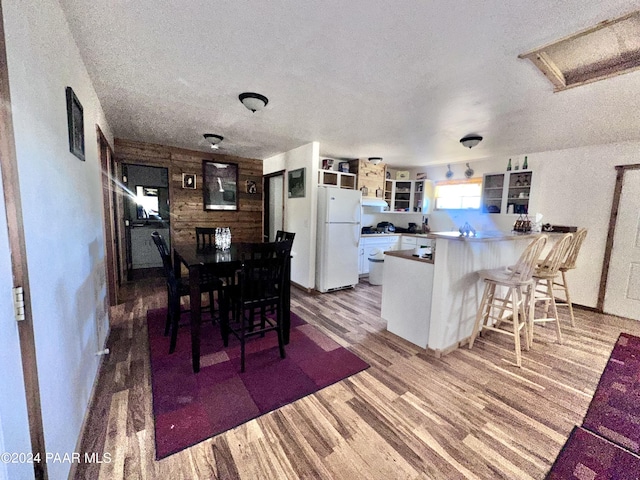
xmin=189 ymin=266 xmax=202 ymax=373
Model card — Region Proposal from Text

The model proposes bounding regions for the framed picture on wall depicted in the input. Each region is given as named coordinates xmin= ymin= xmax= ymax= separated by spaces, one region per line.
xmin=203 ymin=161 xmax=238 ymax=210
xmin=288 ymin=168 xmax=305 ymax=198
xmin=65 ymin=87 xmax=85 ymax=161
xmin=182 ymin=173 xmax=196 ymax=189
xmin=246 ymin=180 xmax=257 ymax=194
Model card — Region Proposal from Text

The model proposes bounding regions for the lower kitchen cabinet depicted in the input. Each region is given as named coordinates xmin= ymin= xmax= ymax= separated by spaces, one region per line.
xmin=358 ymin=235 xmax=400 ymax=275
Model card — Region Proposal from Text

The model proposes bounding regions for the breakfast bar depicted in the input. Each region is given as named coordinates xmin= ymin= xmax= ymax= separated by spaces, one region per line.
xmin=382 ymin=231 xmax=541 ymax=355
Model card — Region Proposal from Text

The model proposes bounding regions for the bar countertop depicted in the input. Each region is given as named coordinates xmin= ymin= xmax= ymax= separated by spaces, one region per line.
xmin=427 ymin=231 xmax=542 ymax=242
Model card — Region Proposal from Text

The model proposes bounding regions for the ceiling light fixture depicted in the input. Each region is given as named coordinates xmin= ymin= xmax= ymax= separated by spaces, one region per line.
xmin=460 ymin=135 xmax=483 ymax=148
xmin=368 ymin=157 xmax=383 ymax=165
xmin=239 ymin=92 xmax=269 ymax=112
xmin=203 ymin=133 xmax=223 ymax=149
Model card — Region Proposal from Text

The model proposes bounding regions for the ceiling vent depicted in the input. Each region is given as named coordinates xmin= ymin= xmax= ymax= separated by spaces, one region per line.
xmin=519 ymin=10 xmax=640 ymax=92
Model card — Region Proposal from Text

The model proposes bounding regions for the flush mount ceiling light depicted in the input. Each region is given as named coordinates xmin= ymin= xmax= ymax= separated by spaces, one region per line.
xmin=203 ymin=133 xmax=223 ymax=149
xmin=368 ymin=157 xmax=383 ymax=165
xmin=239 ymin=92 xmax=269 ymax=112
xmin=460 ymin=135 xmax=483 ymax=148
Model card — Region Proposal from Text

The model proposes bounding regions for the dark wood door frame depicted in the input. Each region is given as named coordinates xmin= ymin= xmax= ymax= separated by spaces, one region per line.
xmin=597 ymin=163 xmax=640 ymax=311
xmin=263 ymin=170 xmax=285 ymax=242
xmin=97 ymin=126 xmax=118 ymax=306
xmin=0 ymin=2 xmax=47 ymax=478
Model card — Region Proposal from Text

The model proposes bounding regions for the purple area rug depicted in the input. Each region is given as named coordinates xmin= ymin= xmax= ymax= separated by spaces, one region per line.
xmin=546 ymin=426 xmax=640 ymax=479
xmin=582 ymin=332 xmax=640 ymax=455
xmin=146 ymin=307 xmax=369 ymax=459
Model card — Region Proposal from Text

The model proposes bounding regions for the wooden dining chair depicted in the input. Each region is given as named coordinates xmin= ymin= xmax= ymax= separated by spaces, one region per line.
xmin=469 ymin=235 xmax=548 ymax=367
xmin=151 ymin=231 xmax=222 ymax=353
xmin=553 ymin=228 xmax=587 ymax=327
xmin=529 ymin=233 xmax=575 ymax=345
xmin=221 ymin=241 xmax=292 ymax=372
xmin=275 ymin=230 xmax=295 ymax=245
xmin=195 ymin=227 xmax=217 ymax=249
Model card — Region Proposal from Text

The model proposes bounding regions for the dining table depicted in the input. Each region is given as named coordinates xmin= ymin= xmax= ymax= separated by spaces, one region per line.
xmin=173 ymin=243 xmax=292 ymax=373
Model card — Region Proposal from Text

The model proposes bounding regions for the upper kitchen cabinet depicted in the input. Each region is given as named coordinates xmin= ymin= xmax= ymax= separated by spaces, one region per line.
xmin=318 ymin=170 xmax=356 ymax=189
xmin=348 ymin=158 xmax=386 ymax=198
xmin=384 ymin=179 xmax=433 ymax=213
xmin=482 ymin=171 xmax=533 ymax=214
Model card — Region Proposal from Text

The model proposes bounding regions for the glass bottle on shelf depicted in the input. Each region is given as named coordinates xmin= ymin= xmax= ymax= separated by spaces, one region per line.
xmin=514 ymin=159 xmax=520 ymax=170
xmin=523 ymin=156 xmax=528 ymax=170
xmin=507 ymin=159 xmax=512 ymax=171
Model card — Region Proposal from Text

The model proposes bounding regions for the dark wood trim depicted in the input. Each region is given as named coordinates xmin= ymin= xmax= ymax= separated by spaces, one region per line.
xmin=97 ymin=126 xmax=118 ymax=306
xmin=0 ymin=2 xmax=48 ymax=478
xmin=597 ymin=166 xmax=626 ymax=311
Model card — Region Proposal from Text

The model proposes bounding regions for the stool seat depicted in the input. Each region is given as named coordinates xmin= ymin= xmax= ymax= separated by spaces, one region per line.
xmin=478 ymin=267 xmax=535 ymax=287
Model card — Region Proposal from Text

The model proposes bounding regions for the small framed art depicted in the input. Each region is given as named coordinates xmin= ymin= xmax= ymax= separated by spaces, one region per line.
xmin=65 ymin=87 xmax=85 ymax=161
xmin=182 ymin=173 xmax=196 ymax=189
xmin=288 ymin=168 xmax=305 ymax=198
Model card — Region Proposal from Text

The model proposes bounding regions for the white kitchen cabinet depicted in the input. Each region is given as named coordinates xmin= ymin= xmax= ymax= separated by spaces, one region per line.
xmin=131 ymin=225 xmax=168 ymax=269
xmin=359 ymin=235 xmax=400 ymax=275
xmin=383 ymin=180 xmax=433 ymax=213
xmin=482 ymin=171 xmax=533 ymax=215
xmin=400 ymin=236 xmax=417 ymax=250
xmin=318 ymin=170 xmax=356 ymax=189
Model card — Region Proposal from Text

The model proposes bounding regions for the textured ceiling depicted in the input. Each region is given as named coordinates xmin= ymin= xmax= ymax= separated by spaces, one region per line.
xmin=59 ymin=0 xmax=640 ymax=166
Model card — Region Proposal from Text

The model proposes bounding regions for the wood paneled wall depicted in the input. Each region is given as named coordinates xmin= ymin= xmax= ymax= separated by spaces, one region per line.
xmin=114 ymin=139 xmax=263 ymax=245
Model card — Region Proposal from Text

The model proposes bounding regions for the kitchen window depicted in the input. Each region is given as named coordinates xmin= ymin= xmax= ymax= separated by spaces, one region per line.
xmin=434 ymin=178 xmax=482 ymax=210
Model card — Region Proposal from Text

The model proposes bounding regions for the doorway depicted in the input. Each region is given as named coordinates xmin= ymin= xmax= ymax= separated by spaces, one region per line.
xmin=603 ymin=166 xmax=640 ymax=320
xmin=263 ymin=171 xmax=285 ymax=242
xmin=121 ymin=164 xmax=170 ymax=279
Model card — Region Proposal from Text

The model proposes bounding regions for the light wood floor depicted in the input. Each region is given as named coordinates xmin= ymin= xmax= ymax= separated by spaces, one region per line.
xmin=72 ymin=275 xmax=640 ymax=479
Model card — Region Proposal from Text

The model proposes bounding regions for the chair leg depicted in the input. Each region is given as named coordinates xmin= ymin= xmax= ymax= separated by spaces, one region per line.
xmin=164 ymin=284 xmax=172 ymax=336
xmin=511 ymin=287 xmax=522 ymax=368
xmin=240 ymin=312 xmax=246 ymax=373
xmin=276 ymin=306 xmax=286 ymax=360
xmin=209 ymin=290 xmax=216 ymax=325
xmin=527 ymin=282 xmax=536 ymax=346
xmin=470 ymin=282 xmax=490 ymax=348
xmin=169 ymin=304 xmax=180 ymax=354
xmin=517 ymin=286 xmax=530 ymax=352
xmin=547 ymin=279 xmax=563 ymax=345
xmin=562 ymin=271 xmax=576 ymax=327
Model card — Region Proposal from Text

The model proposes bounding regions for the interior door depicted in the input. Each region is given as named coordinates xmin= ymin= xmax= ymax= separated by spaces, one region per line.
xmin=604 ymin=169 xmax=640 ymax=320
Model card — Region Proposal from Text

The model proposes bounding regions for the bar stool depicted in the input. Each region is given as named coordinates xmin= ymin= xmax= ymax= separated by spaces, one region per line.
xmin=528 ymin=233 xmax=574 ymax=346
xmin=553 ymin=228 xmax=587 ymax=327
xmin=469 ymin=235 xmax=548 ymax=367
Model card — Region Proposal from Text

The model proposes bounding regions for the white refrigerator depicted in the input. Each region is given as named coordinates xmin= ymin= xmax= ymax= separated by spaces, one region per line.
xmin=316 ymin=186 xmax=362 ymax=292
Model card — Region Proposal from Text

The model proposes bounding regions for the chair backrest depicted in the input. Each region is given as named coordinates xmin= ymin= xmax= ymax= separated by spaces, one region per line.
xmin=195 ymin=227 xmax=217 ymax=249
xmin=537 ymin=233 xmax=574 ymax=277
xmin=151 ymin=231 xmax=173 ymax=277
xmin=561 ymin=228 xmax=587 ymax=270
xmin=237 ymin=241 xmax=292 ymax=307
xmin=510 ymin=235 xmax=549 ymax=283
xmin=275 ymin=230 xmax=295 ymax=245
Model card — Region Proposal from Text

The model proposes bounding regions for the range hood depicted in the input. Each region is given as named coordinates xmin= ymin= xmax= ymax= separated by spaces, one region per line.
xmin=362 ymin=198 xmax=389 ymax=208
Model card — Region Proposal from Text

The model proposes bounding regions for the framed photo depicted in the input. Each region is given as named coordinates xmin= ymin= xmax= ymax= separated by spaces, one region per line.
xmin=288 ymin=168 xmax=305 ymax=198
xmin=202 ymin=161 xmax=238 ymax=211
xmin=246 ymin=180 xmax=257 ymax=194
xmin=65 ymin=87 xmax=85 ymax=161
xmin=182 ymin=173 xmax=196 ymax=189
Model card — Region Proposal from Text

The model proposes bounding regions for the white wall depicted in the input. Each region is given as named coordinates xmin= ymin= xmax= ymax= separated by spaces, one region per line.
xmin=264 ymin=142 xmax=320 ymax=289
xmin=0 ymin=165 xmax=31 ymax=480
xmin=4 ymin=0 xmax=114 ymax=478
xmin=423 ymin=141 xmax=640 ymax=309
